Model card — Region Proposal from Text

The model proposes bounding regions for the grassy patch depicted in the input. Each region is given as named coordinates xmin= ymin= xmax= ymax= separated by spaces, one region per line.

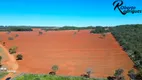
xmin=0 ymin=72 xmax=8 ymax=79
xmin=12 ymin=74 xmax=107 ymax=80
xmin=0 ymin=47 xmax=3 ymax=52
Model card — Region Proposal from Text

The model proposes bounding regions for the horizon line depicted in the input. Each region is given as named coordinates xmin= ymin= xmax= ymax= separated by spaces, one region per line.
xmin=0 ymin=23 xmax=141 ymax=27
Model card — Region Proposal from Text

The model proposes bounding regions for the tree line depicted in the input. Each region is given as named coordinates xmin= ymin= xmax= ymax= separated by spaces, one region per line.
xmin=0 ymin=26 xmax=33 ymax=31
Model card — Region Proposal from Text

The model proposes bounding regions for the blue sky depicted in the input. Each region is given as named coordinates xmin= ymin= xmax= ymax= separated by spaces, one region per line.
xmin=0 ymin=0 xmax=142 ymax=27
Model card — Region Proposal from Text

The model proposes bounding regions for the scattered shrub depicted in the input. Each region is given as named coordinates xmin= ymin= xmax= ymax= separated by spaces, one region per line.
xmin=127 ymin=69 xmax=142 ymax=80
xmin=86 ymin=68 xmax=93 ymax=78
xmin=90 ymin=27 xmax=109 ymax=34
xmin=39 ymin=31 xmax=43 ymax=35
xmin=81 ymin=68 xmax=93 ymax=78
xmin=114 ymin=68 xmax=125 ymax=80
xmin=81 ymin=74 xmax=89 ymax=78
xmin=0 ymin=56 xmax=2 ymax=67
xmin=128 ymin=69 xmax=135 ymax=74
xmin=74 ymin=32 xmax=77 ymax=35
xmin=15 ymin=34 xmax=19 ymax=37
xmin=114 ymin=68 xmax=124 ymax=76
xmin=107 ymin=76 xmax=116 ymax=80
xmin=16 ymin=54 xmax=23 ymax=60
xmin=9 ymin=46 xmax=18 ymax=54
xmin=52 ymin=65 xmax=59 ymax=72
xmin=49 ymin=71 xmax=56 ymax=75
xmin=78 ymin=29 xmax=80 ymax=32
xmin=128 ymin=69 xmax=136 ymax=79
xmin=7 ymin=31 xmax=11 ymax=34
xmin=135 ymin=70 xmax=142 ymax=80
xmin=8 ymin=37 xmax=14 ymax=40
xmin=2 ymin=42 xmax=5 ymax=46
xmin=49 ymin=65 xmax=59 ymax=75
xmin=0 ymin=65 xmax=2 ymax=68
xmin=101 ymin=33 xmax=106 ymax=38
xmin=43 ymin=29 xmax=48 ymax=32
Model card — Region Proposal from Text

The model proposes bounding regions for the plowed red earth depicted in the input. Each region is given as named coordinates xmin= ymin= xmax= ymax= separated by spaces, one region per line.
xmin=0 ymin=30 xmax=134 ymax=79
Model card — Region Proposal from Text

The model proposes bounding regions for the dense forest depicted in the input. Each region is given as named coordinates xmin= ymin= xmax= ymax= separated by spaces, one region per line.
xmin=58 ymin=26 xmax=95 ymax=30
xmin=0 ymin=26 xmax=33 ymax=31
xmin=111 ymin=25 xmax=142 ymax=69
xmin=90 ymin=25 xmax=142 ymax=69
xmin=90 ymin=25 xmax=142 ymax=71
xmin=41 ymin=26 xmax=96 ymax=31
xmin=90 ymin=24 xmax=142 ymax=79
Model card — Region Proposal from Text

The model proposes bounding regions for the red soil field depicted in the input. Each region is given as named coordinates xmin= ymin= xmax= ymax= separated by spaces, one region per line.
xmin=0 ymin=30 xmax=134 ymax=79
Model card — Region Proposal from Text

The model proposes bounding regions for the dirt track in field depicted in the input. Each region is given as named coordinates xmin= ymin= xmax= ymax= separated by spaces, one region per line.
xmin=0 ymin=44 xmax=18 ymax=80
xmin=0 ymin=30 xmax=134 ymax=79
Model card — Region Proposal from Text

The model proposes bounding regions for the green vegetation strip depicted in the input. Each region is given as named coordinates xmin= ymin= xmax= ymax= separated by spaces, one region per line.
xmin=12 ymin=74 xmax=107 ymax=80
